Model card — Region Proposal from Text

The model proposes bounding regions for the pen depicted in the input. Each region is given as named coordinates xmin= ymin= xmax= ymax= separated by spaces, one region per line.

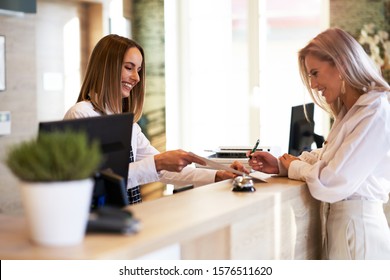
xmin=249 ymin=139 xmax=260 ymax=159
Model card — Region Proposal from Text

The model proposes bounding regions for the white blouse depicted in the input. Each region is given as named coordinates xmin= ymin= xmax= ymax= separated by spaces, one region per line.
xmin=286 ymin=91 xmax=390 ymax=203
xmin=64 ymin=101 xmax=217 ymax=189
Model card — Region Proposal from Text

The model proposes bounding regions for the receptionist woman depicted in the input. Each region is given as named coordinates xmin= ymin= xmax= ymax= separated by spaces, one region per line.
xmin=64 ymin=34 xmax=247 ymax=204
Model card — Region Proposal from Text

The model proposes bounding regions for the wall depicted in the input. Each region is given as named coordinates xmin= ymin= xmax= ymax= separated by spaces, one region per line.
xmin=132 ymin=0 xmax=166 ymax=153
xmin=330 ymin=0 xmax=390 ymax=36
xmin=131 ymin=0 xmax=167 ymax=198
xmin=36 ymin=1 xmax=81 ymax=122
xmin=0 ymin=0 xmax=100 ymax=215
xmin=0 ymin=11 xmax=37 ymax=215
xmin=330 ymin=0 xmax=390 ymax=84
xmin=36 ymin=0 xmax=106 ymax=122
xmin=133 ymin=0 xmax=165 ymax=113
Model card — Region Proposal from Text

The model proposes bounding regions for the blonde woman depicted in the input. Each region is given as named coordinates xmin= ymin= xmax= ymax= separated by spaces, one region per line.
xmin=248 ymin=28 xmax=390 ymax=259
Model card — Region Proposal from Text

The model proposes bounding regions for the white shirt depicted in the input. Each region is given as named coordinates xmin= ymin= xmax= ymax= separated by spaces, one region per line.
xmin=64 ymin=101 xmax=217 ymax=189
xmin=286 ymin=91 xmax=390 ymax=203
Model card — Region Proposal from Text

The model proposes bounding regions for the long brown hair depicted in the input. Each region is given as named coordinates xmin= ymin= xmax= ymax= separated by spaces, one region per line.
xmin=77 ymin=34 xmax=145 ymax=122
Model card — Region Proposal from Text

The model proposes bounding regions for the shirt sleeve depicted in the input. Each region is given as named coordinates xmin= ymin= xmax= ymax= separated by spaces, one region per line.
xmin=287 ymin=148 xmax=322 ymax=181
xmin=159 ymin=165 xmax=217 ymax=188
xmin=127 ymin=124 xmax=217 ymax=188
xmin=127 ymin=155 xmax=160 ymax=188
xmin=127 ymin=124 xmax=160 ymax=188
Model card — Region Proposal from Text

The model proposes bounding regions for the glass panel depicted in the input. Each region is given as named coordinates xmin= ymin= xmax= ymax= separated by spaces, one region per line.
xmin=259 ymin=0 xmax=328 ymax=152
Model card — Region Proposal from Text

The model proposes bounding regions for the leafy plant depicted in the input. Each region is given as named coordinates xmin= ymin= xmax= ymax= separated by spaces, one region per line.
xmin=6 ymin=130 xmax=102 ymax=182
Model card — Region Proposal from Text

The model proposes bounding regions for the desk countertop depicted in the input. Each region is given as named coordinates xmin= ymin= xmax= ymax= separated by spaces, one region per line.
xmin=0 ymin=176 xmax=322 ymax=260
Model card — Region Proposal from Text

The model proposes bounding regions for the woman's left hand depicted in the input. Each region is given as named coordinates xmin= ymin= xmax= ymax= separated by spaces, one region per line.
xmin=279 ymin=153 xmax=300 ymax=170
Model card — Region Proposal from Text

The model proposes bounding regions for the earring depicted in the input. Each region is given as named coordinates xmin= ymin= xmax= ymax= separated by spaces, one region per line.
xmin=338 ymin=74 xmax=346 ymax=94
xmin=340 ymin=79 xmax=346 ymax=95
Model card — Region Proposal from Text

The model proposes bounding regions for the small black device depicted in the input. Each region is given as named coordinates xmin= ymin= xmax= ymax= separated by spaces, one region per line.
xmin=173 ymin=184 xmax=194 ymax=194
xmin=87 ymin=206 xmax=140 ymax=234
xmin=92 ymin=169 xmax=129 ymax=208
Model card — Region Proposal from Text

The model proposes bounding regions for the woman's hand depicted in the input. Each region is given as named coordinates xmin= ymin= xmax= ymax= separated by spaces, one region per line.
xmin=215 ymin=161 xmax=250 ymax=182
xmin=247 ymin=151 xmax=279 ymax=174
xmin=154 ymin=149 xmax=206 ymax=172
xmin=278 ymin=153 xmax=300 ymax=170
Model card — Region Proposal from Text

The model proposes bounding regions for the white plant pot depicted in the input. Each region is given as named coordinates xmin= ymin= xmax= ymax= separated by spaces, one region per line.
xmin=20 ymin=178 xmax=93 ymax=247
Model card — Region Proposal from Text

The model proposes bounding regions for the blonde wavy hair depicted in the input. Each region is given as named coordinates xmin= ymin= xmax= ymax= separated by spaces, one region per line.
xmin=298 ymin=27 xmax=390 ymax=118
xmin=77 ymin=34 xmax=145 ymax=122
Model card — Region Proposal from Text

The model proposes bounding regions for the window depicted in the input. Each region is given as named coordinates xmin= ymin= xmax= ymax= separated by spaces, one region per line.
xmin=259 ymin=0 xmax=329 ymax=152
xmin=165 ymin=0 xmax=329 ymax=154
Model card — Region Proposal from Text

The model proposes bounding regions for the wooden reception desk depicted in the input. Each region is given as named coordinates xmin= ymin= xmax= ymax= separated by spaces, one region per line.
xmin=0 ymin=177 xmax=322 ymax=260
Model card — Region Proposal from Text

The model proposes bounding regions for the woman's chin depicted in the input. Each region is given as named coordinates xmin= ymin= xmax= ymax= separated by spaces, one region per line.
xmin=121 ymin=91 xmax=130 ymax=98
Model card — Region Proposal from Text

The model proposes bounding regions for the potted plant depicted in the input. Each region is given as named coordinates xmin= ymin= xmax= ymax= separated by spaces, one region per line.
xmin=5 ymin=130 xmax=102 ymax=246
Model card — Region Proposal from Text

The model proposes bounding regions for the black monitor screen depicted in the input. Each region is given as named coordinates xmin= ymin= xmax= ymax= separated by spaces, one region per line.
xmin=288 ymin=103 xmax=315 ymax=156
xmin=39 ymin=113 xmax=133 ymax=208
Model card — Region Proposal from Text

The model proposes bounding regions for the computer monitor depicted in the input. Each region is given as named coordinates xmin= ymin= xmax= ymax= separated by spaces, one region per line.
xmin=288 ymin=103 xmax=315 ymax=156
xmin=39 ymin=113 xmax=133 ymax=208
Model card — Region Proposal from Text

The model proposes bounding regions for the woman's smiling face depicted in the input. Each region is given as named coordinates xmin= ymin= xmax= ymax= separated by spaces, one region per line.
xmin=121 ymin=47 xmax=143 ymax=98
xmin=305 ymin=53 xmax=342 ymax=104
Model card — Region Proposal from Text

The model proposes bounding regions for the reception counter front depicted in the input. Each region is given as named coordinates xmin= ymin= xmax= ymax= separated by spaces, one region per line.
xmin=0 ymin=177 xmax=322 ymax=260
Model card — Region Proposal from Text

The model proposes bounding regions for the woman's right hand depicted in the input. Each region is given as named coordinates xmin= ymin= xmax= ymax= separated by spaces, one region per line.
xmin=154 ymin=149 xmax=206 ymax=172
xmin=247 ymin=151 xmax=279 ymax=174
xmin=214 ymin=160 xmax=250 ymax=182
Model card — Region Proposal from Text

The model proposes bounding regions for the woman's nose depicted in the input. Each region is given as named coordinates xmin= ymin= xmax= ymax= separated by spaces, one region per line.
xmin=309 ymin=77 xmax=318 ymax=89
xmin=130 ymin=71 xmax=140 ymax=83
